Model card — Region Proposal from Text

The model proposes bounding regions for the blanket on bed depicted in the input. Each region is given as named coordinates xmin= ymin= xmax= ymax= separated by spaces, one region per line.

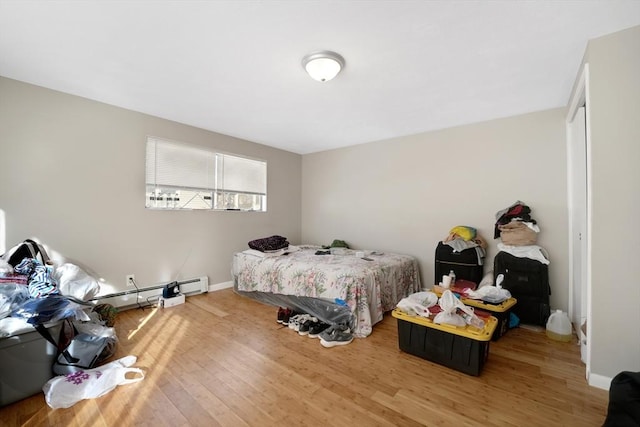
xmin=232 ymin=246 xmax=421 ymax=337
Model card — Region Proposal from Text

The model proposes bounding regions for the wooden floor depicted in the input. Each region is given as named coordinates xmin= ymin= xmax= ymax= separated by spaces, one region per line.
xmin=0 ymin=289 xmax=609 ymax=426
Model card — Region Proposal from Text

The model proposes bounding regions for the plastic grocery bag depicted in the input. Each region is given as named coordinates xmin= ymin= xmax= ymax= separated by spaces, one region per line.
xmin=434 ymin=290 xmax=466 ymax=326
xmin=43 ymin=355 xmax=144 ymax=409
xmin=0 ymin=283 xmax=30 ymax=319
xmin=434 ymin=290 xmax=485 ymax=328
xmin=396 ymin=291 xmax=438 ymax=317
xmin=466 ymin=286 xmax=512 ymax=304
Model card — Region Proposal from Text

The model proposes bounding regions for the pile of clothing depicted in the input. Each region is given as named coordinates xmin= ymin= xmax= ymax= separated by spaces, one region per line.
xmin=248 ymin=235 xmax=290 ymax=252
xmin=494 ymin=200 xmax=540 ymax=246
xmin=244 ymin=235 xmax=300 ymax=258
xmin=493 ymin=201 xmax=548 ymax=265
xmin=443 ymin=225 xmax=486 ymax=265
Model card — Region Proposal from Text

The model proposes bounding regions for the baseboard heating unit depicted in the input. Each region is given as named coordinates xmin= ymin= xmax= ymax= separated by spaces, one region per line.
xmin=92 ymin=276 xmax=208 ymax=309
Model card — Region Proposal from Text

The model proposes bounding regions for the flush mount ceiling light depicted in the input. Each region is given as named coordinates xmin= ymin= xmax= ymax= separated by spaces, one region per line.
xmin=302 ymin=50 xmax=345 ymax=82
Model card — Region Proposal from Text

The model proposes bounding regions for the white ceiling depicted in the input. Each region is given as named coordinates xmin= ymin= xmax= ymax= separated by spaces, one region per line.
xmin=1 ymin=1 xmax=639 ymax=154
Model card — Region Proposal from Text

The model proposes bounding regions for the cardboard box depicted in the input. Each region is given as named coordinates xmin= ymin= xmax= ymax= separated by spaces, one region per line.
xmin=392 ymin=308 xmax=497 ymax=376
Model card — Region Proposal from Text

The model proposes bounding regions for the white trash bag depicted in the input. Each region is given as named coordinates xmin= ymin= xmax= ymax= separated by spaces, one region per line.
xmin=54 ymin=263 xmax=100 ymax=301
xmin=43 ymin=355 xmax=144 ymax=409
xmin=434 ymin=290 xmax=485 ymax=328
xmin=396 ymin=291 xmax=438 ymax=317
xmin=466 ymin=286 xmax=512 ymax=304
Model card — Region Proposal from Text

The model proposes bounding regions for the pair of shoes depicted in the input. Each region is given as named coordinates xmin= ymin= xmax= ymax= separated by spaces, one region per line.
xmin=288 ymin=313 xmax=314 ymax=332
xmin=319 ymin=324 xmax=353 ymax=348
xmin=298 ymin=316 xmax=319 ymax=336
xmin=307 ymin=321 xmax=331 ymax=338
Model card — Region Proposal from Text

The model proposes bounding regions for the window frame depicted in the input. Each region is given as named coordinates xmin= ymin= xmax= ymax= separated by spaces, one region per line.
xmin=145 ymin=136 xmax=267 ymax=212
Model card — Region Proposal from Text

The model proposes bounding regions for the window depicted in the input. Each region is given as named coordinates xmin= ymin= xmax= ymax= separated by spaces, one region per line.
xmin=145 ymin=137 xmax=267 ymax=211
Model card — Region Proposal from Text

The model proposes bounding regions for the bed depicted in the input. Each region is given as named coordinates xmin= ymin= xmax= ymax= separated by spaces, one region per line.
xmin=232 ymin=245 xmax=421 ymax=337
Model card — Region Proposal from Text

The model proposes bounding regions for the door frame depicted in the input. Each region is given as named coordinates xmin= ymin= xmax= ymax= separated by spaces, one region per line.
xmin=566 ymin=63 xmax=592 ymax=380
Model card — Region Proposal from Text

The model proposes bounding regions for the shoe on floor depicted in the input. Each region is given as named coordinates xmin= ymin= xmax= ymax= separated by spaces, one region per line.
xmin=298 ymin=317 xmax=318 ymax=336
xmin=277 ymin=307 xmax=286 ymax=324
xmin=308 ymin=321 xmax=330 ymax=338
xmin=319 ymin=324 xmax=353 ymax=348
xmin=290 ymin=314 xmax=313 ymax=332
xmin=282 ymin=309 xmax=294 ymax=326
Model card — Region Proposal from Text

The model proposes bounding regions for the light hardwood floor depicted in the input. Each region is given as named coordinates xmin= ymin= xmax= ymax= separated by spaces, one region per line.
xmin=0 ymin=289 xmax=609 ymax=426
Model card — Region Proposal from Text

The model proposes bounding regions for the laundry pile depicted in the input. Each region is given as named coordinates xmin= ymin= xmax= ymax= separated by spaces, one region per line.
xmin=494 ymin=200 xmax=540 ymax=246
xmin=244 ymin=235 xmax=299 ymax=258
xmin=0 ymin=239 xmax=142 ymax=407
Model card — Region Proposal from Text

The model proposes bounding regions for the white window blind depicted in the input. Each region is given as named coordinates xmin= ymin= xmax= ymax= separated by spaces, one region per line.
xmin=146 ymin=138 xmax=215 ymax=190
xmin=145 ymin=137 xmax=267 ymax=211
xmin=215 ymin=153 xmax=267 ymax=195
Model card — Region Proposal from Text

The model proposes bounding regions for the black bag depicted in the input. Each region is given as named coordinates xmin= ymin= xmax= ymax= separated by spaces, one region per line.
xmin=434 ymin=241 xmax=484 ymax=285
xmin=603 ymin=371 xmax=640 ymax=426
xmin=52 ymin=333 xmax=112 ymax=375
xmin=35 ymin=320 xmax=116 ymax=376
xmin=493 ymin=251 xmax=551 ymax=326
xmin=2 ymin=239 xmax=51 ymax=267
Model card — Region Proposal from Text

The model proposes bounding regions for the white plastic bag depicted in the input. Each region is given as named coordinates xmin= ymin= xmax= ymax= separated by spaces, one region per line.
xmin=396 ymin=291 xmax=438 ymax=317
xmin=434 ymin=290 xmax=466 ymax=326
xmin=54 ymin=263 xmax=100 ymax=301
xmin=0 ymin=283 xmax=30 ymax=319
xmin=43 ymin=355 xmax=144 ymax=409
xmin=466 ymin=286 xmax=512 ymax=304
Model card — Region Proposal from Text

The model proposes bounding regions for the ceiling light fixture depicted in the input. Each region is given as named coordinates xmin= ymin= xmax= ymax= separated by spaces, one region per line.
xmin=302 ymin=50 xmax=345 ymax=82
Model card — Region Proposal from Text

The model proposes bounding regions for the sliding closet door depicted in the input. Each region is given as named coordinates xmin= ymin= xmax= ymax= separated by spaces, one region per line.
xmin=566 ymin=64 xmax=591 ymax=378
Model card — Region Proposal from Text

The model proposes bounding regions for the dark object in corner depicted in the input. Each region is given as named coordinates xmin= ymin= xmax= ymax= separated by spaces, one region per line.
xmin=162 ymin=281 xmax=180 ymax=298
xmin=603 ymin=371 xmax=640 ymax=427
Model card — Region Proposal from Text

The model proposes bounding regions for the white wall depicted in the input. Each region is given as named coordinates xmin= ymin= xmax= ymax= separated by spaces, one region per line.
xmin=302 ymin=108 xmax=569 ymax=311
xmin=585 ymin=26 xmax=640 ymax=381
xmin=0 ymin=77 xmax=302 ymax=294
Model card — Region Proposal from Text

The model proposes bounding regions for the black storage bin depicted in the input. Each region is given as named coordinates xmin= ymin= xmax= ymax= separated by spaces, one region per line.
xmin=434 ymin=241 xmax=484 ymax=285
xmin=493 ymin=251 xmax=550 ymax=326
xmin=392 ymin=309 xmax=496 ymax=376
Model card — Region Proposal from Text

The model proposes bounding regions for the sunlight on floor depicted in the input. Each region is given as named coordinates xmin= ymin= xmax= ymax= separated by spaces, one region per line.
xmin=127 ymin=305 xmax=160 ymax=340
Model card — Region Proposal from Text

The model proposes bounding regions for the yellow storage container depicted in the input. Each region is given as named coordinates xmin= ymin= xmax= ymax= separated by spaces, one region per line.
xmin=392 ymin=308 xmax=497 ymax=376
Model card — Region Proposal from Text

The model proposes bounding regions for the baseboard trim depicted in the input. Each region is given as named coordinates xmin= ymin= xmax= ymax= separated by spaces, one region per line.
xmin=588 ymin=372 xmax=612 ymax=390
xmin=209 ymin=281 xmax=233 ymax=292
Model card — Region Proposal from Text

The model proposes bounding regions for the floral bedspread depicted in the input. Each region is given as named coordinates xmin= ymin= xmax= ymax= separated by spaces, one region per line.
xmin=232 ymin=246 xmax=421 ymax=337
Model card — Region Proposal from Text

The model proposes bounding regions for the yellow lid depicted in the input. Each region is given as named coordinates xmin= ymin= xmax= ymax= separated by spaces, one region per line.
xmin=392 ymin=308 xmax=497 ymax=341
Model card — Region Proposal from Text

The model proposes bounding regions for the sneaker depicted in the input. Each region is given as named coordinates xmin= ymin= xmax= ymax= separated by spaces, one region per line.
xmin=290 ymin=314 xmax=312 ymax=332
xmin=281 ymin=309 xmax=294 ymax=326
xmin=288 ymin=314 xmax=303 ymax=330
xmin=277 ymin=307 xmax=286 ymax=324
xmin=319 ymin=325 xmax=353 ymax=348
xmin=307 ymin=321 xmax=330 ymax=338
xmin=298 ymin=317 xmax=318 ymax=336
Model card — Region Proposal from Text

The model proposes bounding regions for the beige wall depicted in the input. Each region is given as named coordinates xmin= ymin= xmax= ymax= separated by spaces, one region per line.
xmin=0 ymin=77 xmax=302 ymax=293
xmin=585 ymin=26 xmax=640 ymax=380
xmin=302 ymin=108 xmax=569 ymax=311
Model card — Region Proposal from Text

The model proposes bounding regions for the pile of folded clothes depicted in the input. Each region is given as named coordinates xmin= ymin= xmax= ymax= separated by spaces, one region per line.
xmin=248 ymin=235 xmax=289 ymax=252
